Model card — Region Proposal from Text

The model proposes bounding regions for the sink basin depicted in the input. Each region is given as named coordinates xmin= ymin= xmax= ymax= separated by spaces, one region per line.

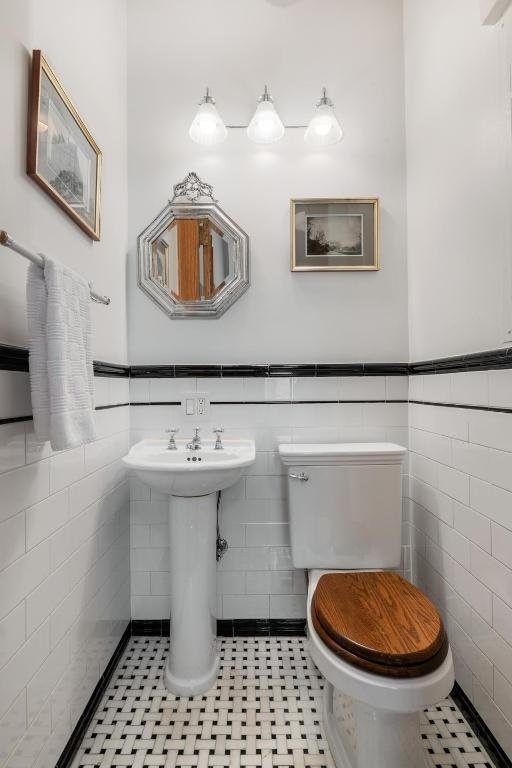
xmin=123 ymin=438 xmax=255 ymax=497
xmin=122 ymin=436 xmax=255 ymax=696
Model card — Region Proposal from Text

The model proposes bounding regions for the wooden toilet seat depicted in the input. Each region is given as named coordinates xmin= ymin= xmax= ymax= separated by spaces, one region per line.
xmin=311 ymin=572 xmax=448 ymax=679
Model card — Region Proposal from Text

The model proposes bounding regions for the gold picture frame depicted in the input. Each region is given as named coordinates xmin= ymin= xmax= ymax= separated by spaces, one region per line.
xmin=290 ymin=198 xmax=380 ymax=271
xmin=27 ymin=50 xmax=102 ymax=241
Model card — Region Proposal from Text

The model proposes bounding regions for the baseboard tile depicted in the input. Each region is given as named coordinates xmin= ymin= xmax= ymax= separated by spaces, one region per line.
xmin=131 ymin=618 xmax=307 ymax=638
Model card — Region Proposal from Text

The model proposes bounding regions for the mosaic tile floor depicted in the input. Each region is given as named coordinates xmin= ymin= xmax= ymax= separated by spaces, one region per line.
xmin=74 ymin=636 xmax=496 ymax=768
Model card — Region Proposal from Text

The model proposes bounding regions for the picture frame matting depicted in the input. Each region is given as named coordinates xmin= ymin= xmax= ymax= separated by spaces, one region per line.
xmin=290 ymin=198 xmax=380 ymax=271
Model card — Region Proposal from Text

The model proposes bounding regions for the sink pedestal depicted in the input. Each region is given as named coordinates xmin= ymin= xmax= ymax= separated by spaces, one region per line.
xmin=123 ymin=438 xmax=256 ymax=695
xmin=164 ymin=492 xmax=219 ymax=696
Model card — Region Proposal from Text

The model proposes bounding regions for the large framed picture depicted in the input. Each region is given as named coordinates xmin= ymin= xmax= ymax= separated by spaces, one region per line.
xmin=27 ymin=50 xmax=102 ymax=240
xmin=290 ymin=198 xmax=379 ymax=271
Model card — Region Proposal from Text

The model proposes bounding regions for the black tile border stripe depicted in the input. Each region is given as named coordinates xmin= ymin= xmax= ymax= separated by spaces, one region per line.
xmin=451 ymin=682 xmax=512 ymax=768
xmin=93 ymin=361 xmax=130 ymax=378
xmin=128 ymin=349 xmax=512 ymax=376
xmin=95 ymin=402 xmax=130 ymax=410
xmin=131 ymin=399 xmax=408 ymax=406
xmin=0 ymin=415 xmax=33 ymax=426
xmin=410 ymin=399 xmax=512 ymax=415
xmin=0 ymin=344 xmax=28 ymax=372
xmin=130 ymin=618 xmax=307 ymax=638
xmin=130 ymin=401 xmax=181 ymax=407
xmin=130 ymin=363 xmax=410 ymax=378
xmin=3 ymin=397 xmax=510 ymax=427
xmin=56 ymin=622 xmax=131 ymax=768
xmin=129 ymin=398 xmax=512 ymax=412
xmin=409 ymin=347 xmax=512 ymax=375
xmin=0 ymin=344 xmax=130 ymax=376
xmin=2 ymin=342 xmax=512 ymax=377
xmin=0 ymin=402 xmax=130 ymax=427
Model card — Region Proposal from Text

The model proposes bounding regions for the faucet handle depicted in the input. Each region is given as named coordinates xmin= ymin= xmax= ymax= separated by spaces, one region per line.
xmin=193 ymin=427 xmax=200 ymax=437
xmin=165 ymin=427 xmax=179 ymax=449
xmin=213 ymin=427 xmax=224 ymax=449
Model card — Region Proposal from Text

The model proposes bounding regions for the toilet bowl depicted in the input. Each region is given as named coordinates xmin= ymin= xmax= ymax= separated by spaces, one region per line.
xmin=307 ymin=570 xmax=453 ymax=768
xmin=278 ymin=443 xmax=455 ymax=768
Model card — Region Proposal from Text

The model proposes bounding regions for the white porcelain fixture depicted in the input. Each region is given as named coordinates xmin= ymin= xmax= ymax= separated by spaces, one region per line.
xmin=189 ymin=88 xmax=227 ymax=146
xmin=123 ymin=436 xmax=255 ymax=695
xmin=123 ymin=437 xmax=254 ymax=497
xmin=247 ymin=85 xmax=285 ymax=144
xmin=279 ymin=442 xmax=454 ymax=768
xmin=304 ymin=87 xmax=343 ymax=146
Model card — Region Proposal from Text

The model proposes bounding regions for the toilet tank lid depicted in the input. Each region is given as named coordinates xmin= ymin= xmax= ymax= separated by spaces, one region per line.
xmin=278 ymin=442 xmax=406 ymax=466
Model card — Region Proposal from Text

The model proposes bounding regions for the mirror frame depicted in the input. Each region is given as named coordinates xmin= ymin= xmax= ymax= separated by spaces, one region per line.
xmin=137 ymin=174 xmax=249 ymax=319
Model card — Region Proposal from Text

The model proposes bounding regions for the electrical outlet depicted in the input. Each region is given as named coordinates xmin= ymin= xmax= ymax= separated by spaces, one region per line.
xmin=182 ymin=393 xmax=209 ymax=419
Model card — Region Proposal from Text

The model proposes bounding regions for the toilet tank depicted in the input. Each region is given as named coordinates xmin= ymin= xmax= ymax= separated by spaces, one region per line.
xmin=278 ymin=443 xmax=406 ymax=569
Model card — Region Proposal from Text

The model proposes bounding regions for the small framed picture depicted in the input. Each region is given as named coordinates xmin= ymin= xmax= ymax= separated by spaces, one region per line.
xmin=290 ymin=198 xmax=379 ymax=271
xmin=27 ymin=50 xmax=102 ymax=240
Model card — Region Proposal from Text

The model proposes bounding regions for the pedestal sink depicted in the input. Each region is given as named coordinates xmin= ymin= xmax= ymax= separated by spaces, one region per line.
xmin=123 ymin=437 xmax=255 ymax=695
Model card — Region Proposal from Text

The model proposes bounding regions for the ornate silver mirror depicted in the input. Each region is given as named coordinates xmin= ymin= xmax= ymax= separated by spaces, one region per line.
xmin=138 ymin=173 xmax=249 ymax=318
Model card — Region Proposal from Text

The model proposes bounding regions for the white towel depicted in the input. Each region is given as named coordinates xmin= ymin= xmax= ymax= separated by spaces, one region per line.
xmin=26 ymin=257 xmax=96 ymax=451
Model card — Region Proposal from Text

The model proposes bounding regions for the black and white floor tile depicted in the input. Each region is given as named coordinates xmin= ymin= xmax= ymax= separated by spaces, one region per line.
xmin=73 ymin=637 xmax=496 ymax=768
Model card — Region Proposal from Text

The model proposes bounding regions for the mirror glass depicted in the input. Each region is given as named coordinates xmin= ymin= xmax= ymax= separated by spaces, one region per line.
xmin=150 ymin=218 xmax=235 ymax=302
xmin=138 ymin=173 xmax=249 ymax=318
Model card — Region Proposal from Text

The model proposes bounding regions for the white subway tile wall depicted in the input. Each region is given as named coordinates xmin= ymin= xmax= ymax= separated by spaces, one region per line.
xmin=408 ymin=371 xmax=512 ymax=760
xmin=5 ymin=365 xmax=512 ymax=761
xmin=0 ymin=372 xmax=130 ymax=768
xmin=128 ymin=376 xmax=410 ymax=623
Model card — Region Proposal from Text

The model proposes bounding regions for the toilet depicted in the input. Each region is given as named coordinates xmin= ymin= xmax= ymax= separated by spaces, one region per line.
xmin=279 ymin=442 xmax=454 ymax=768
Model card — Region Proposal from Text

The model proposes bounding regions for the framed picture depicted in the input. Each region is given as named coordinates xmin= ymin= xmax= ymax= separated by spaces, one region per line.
xmin=27 ymin=50 xmax=102 ymax=240
xmin=290 ymin=198 xmax=379 ymax=271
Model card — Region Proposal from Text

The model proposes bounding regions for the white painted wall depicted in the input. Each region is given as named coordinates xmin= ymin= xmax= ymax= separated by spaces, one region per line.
xmin=0 ymin=0 xmax=128 ymax=364
xmin=126 ymin=0 xmax=409 ymax=365
xmin=404 ymin=0 xmax=512 ymax=360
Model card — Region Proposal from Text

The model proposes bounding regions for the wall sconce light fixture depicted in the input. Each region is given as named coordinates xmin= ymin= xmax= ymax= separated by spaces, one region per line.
xmin=304 ymin=88 xmax=343 ymax=146
xmin=188 ymin=88 xmax=228 ymax=146
xmin=246 ymin=85 xmax=285 ymax=144
xmin=189 ymin=86 xmax=342 ymax=146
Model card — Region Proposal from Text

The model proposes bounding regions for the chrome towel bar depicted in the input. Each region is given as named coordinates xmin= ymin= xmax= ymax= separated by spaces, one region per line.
xmin=0 ymin=229 xmax=111 ymax=306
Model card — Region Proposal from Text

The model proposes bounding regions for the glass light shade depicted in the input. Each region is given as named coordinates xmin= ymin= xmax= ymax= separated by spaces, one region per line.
xmin=304 ymin=103 xmax=343 ymax=146
xmin=247 ymin=100 xmax=285 ymax=144
xmin=189 ymin=102 xmax=227 ymax=146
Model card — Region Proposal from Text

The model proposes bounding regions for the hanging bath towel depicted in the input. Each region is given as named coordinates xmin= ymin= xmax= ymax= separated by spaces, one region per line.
xmin=26 ymin=257 xmax=96 ymax=451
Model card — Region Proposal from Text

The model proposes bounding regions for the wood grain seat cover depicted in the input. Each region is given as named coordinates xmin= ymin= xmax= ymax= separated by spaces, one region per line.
xmin=311 ymin=572 xmax=449 ymax=679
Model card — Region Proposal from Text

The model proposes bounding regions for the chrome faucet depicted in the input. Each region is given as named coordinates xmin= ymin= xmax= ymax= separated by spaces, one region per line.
xmin=165 ymin=427 xmax=179 ymax=450
xmin=187 ymin=427 xmax=202 ymax=451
